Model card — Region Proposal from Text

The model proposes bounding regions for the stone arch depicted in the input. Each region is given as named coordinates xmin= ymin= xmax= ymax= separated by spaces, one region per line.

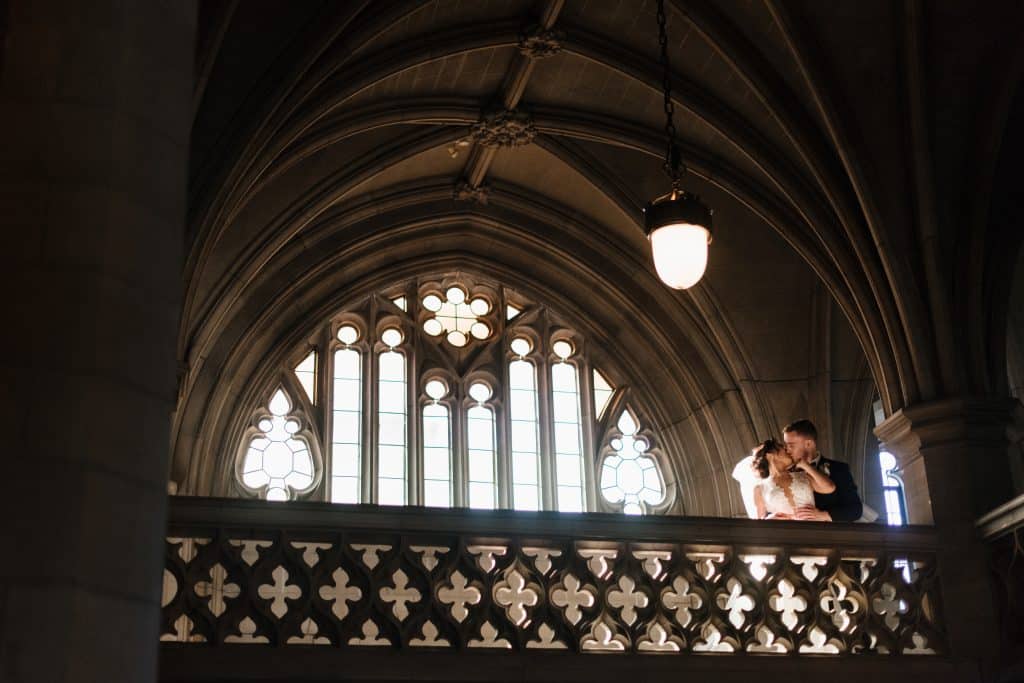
xmin=173 ymin=202 xmax=777 ymax=514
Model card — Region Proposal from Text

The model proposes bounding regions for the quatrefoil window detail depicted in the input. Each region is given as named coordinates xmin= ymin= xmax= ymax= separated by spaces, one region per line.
xmin=421 ymin=286 xmax=492 ymax=347
xmin=194 ymin=563 xmax=240 ymax=617
xmin=716 ymin=578 xmax=755 ymax=628
xmin=256 ymin=565 xmax=302 ymax=618
xmin=872 ymin=582 xmax=909 ymax=630
xmin=380 ymin=569 xmax=422 ymax=621
xmin=493 ymin=568 xmax=538 ymax=625
xmin=662 ymin=576 xmax=702 ymax=628
xmin=438 ymin=571 xmax=481 ymax=623
xmin=607 ymin=575 xmax=648 ymax=626
xmin=768 ymin=578 xmax=807 ymax=630
xmin=820 ymin=579 xmax=860 ymax=632
xmin=319 ymin=568 xmax=362 ymax=620
xmin=551 ymin=574 xmax=595 ymax=625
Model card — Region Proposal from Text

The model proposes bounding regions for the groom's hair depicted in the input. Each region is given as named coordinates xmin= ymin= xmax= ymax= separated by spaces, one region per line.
xmin=783 ymin=419 xmax=817 ymax=441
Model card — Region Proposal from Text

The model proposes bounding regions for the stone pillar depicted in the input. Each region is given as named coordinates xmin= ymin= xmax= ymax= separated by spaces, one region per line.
xmin=0 ymin=3 xmax=194 ymax=682
xmin=875 ymin=397 xmax=1016 ymax=679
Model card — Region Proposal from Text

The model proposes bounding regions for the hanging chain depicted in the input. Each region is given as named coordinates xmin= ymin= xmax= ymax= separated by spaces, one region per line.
xmin=656 ymin=0 xmax=683 ymax=190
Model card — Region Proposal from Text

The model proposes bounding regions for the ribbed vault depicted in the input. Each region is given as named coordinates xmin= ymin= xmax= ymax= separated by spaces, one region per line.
xmin=177 ymin=0 xmax=1024 ymax=515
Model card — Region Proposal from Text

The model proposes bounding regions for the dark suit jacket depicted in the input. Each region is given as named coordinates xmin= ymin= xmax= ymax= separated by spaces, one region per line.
xmin=811 ymin=457 xmax=863 ymax=522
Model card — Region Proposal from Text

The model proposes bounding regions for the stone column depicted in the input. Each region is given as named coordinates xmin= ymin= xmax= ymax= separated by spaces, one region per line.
xmin=0 ymin=3 xmax=194 ymax=682
xmin=875 ymin=397 xmax=1016 ymax=679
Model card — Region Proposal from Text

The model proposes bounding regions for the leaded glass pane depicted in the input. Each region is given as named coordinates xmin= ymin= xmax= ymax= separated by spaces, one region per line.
xmin=593 ymin=369 xmax=614 ymax=419
xmin=294 ymin=351 xmax=316 ymax=403
xmin=421 ymin=287 xmax=492 ymax=346
xmin=422 ymin=403 xmax=451 ymax=507
xmin=508 ymin=359 xmax=540 ymax=510
xmin=466 ymin=404 xmax=496 ymax=509
xmin=240 ymin=277 xmax=667 ymax=515
xmin=468 ymin=481 xmax=495 ymax=508
xmin=378 ymin=351 xmax=406 ymax=504
xmin=552 ymin=362 xmax=584 ymax=512
xmin=333 ymin=379 xmax=360 ymax=411
xmin=378 ymin=477 xmax=405 ymax=506
xmin=599 ymin=409 xmax=664 ymax=514
xmin=242 ymin=390 xmax=316 ymax=501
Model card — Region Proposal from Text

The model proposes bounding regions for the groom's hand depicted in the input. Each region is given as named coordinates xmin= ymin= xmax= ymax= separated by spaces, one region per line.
xmin=793 ymin=505 xmax=831 ymax=522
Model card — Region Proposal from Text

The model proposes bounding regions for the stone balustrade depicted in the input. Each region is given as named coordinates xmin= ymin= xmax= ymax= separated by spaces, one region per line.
xmin=161 ymin=497 xmax=945 ymax=662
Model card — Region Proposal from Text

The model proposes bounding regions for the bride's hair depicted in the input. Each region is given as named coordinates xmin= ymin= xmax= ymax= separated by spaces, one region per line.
xmin=751 ymin=438 xmax=783 ymax=478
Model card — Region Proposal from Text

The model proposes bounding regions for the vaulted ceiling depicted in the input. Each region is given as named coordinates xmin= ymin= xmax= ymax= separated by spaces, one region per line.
xmin=173 ymin=0 xmax=1024 ymax=515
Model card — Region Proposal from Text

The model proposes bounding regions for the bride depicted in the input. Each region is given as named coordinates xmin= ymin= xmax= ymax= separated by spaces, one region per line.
xmin=749 ymin=438 xmax=835 ymax=519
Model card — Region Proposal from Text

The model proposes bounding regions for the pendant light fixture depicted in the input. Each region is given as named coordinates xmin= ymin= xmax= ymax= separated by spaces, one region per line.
xmin=643 ymin=0 xmax=713 ymax=290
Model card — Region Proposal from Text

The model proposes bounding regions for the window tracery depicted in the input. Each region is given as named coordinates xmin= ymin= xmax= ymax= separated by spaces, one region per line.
xmin=238 ymin=389 xmax=319 ymax=501
xmin=599 ymin=410 xmax=666 ymax=514
xmin=231 ymin=275 xmax=671 ymax=513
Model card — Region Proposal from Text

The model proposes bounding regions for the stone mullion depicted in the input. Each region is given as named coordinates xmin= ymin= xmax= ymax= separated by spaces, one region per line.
xmin=497 ymin=296 xmax=514 ymax=508
xmin=451 ymin=394 xmax=467 ymax=508
xmin=361 ymin=341 xmax=376 ymax=505
xmin=407 ymin=341 xmax=421 ymax=507
xmin=578 ymin=356 xmax=598 ymax=512
xmin=536 ymin=329 xmax=556 ymax=511
xmin=316 ymin=324 xmax=333 ymax=502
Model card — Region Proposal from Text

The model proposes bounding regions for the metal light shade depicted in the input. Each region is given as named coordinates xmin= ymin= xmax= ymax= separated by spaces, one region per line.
xmin=643 ymin=192 xmax=713 ymax=289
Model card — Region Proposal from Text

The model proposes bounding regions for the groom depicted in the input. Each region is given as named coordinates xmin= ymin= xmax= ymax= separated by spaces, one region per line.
xmin=782 ymin=419 xmax=863 ymax=522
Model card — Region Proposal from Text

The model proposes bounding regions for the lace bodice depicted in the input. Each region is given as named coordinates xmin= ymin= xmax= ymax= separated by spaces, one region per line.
xmin=759 ymin=471 xmax=815 ymax=516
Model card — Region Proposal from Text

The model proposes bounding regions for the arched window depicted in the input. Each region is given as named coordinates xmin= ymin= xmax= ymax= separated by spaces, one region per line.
xmin=878 ymin=451 xmax=906 ymax=525
xmin=238 ymin=389 xmax=320 ymax=501
xmin=599 ymin=409 xmax=666 ymax=514
xmin=232 ymin=275 xmax=671 ymax=514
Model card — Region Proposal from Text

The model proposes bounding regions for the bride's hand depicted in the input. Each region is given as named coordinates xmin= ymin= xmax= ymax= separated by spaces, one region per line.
xmin=793 ymin=505 xmax=831 ymax=522
xmin=766 ymin=512 xmax=792 ymax=520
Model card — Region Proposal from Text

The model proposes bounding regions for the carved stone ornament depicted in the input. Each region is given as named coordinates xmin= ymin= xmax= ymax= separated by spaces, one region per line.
xmin=469 ymin=109 xmax=537 ymax=148
xmin=453 ymin=181 xmax=490 ymax=204
xmin=161 ymin=525 xmax=946 ymax=656
xmin=518 ymin=25 xmax=565 ymax=59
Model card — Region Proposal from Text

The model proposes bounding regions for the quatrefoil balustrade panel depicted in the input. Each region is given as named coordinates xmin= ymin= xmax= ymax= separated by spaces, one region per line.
xmin=161 ymin=497 xmax=945 ymax=657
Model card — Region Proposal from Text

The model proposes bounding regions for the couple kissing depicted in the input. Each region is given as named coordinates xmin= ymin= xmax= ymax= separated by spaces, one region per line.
xmin=734 ymin=419 xmax=864 ymax=522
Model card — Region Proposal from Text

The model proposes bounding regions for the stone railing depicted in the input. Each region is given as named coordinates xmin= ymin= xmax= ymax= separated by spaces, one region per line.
xmin=161 ymin=497 xmax=945 ymax=666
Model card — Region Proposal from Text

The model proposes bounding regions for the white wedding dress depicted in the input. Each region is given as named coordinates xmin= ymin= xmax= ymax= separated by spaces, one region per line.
xmin=731 ymin=454 xmax=879 ymax=521
xmin=758 ymin=471 xmax=815 ymax=516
